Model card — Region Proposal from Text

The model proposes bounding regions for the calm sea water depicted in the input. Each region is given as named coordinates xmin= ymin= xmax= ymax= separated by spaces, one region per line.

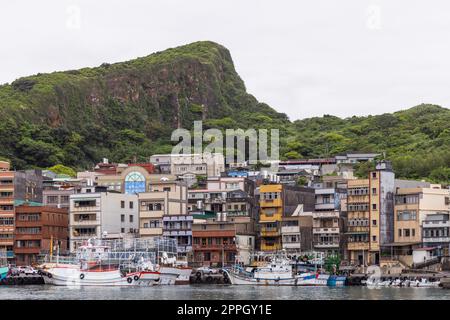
xmin=1 ymin=285 xmax=450 ymax=300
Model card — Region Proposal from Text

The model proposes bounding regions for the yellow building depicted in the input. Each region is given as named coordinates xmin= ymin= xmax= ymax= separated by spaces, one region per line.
xmin=394 ymin=185 xmax=449 ymax=244
xmin=346 ymin=161 xmax=395 ymax=266
xmin=259 ymin=184 xmax=283 ymax=251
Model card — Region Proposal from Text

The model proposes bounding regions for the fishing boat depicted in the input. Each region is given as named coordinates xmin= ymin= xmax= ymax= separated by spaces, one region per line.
xmin=224 ymin=258 xmax=328 ymax=286
xmin=0 ymin=266 xmax=9 ymax=282
xmin=158 ymin=252 xmax=192 ymax=285
xmin=41 ymin=241 xmax=160 ymax=286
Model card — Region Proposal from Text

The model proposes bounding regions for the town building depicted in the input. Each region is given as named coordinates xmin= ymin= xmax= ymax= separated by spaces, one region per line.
xmin=138 ymin=180 xmax=190 ymax=254
xmin=192 ymin=214 xmax=255 ymax=267
xmin=259 ymin=184 xmax=315 ymax=252
xmin=335 ymin=152 xmax=380 ymax=164
xmin=150 ymin=153 xmax=225 ymax=180
xmin=69 ymin=190 xmax=138 ymax=251
xmin=394 ymin=185 xmax=449 ymax=245
xmin=281 ymin=210 xmax=313 ymax=252
xmin=0 ymin=166 xmax=43 ymax=262
xmin=346 ymin=161 xmax=395 ymax=265
xmin=422 ymin=213 xmax=450 ymax=256
xmin=14 ymin=204 xmax=68 ymax=266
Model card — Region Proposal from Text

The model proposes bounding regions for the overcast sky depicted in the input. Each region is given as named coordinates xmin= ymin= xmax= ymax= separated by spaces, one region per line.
xmin=1 ymin=1 xmax=450 ymax=120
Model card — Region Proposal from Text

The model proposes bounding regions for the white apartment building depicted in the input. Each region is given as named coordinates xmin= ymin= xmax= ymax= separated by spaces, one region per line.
xmin=69 ymin=191 xmax=138 ymax=251
xmin=150 ymin=153 xmax=225 ymax=178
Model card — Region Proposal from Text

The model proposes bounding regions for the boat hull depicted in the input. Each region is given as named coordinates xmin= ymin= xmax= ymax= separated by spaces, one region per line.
xmin=42 ymin=267 xmax=143 ymax=286
xmin=159 ymin=267 xmax=192 ymax=285
xmin=225 ymin=271 xmax=330 ymax=286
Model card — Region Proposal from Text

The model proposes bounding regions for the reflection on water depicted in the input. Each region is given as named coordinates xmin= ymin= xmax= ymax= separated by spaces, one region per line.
xmin=1 ymin=285 xmax=449 ymax=300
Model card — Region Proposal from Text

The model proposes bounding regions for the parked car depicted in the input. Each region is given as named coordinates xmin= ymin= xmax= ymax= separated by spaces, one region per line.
xmin=196 ymin=267 xmax=219 ymax=275
xmin=13 ymin=266 xmax=37 ymax=275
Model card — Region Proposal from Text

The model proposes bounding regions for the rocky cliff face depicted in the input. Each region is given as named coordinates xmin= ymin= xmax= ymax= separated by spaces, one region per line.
xmin=0 ymin=41 xmax=287 ymax=168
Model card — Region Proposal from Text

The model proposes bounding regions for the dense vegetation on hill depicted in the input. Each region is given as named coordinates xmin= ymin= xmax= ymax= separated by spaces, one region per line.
xmin=0 ymin=41 xmax=448 ymax=183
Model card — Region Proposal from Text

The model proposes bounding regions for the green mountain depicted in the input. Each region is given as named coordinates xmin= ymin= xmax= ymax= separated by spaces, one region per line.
xmin=0 ymin=41 xmax=448 ymax=183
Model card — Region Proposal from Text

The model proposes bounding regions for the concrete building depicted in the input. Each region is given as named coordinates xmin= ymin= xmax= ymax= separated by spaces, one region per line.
xmin=346 ymin=161 xmax=395 ymax=265
xmin=259 ymin=184 xmax=315 ymax=252
xmin=150 ymin=153 xmax=225 ymax=179
xmin=14 ymin=205 xmax=68 ymax=266
xmin=43 ymin=189 xmax=76 ymax=209
xmin=69 ymin=191 xmax=138 ymax=251
xmin=394 ymin=185 xmax=450 ymax=245
xmin=422 ymin=213 xmax=450 ymax=256
xmin=0 ymin=167 xmax=43 ymax=262
xmin=138 ymin=181 xmax=189 ymax=254
xmin=281 ymin=210 xmax=313 ymax=253
xmin=335 ymin=152 xmax=380 ymax=164
xmin=192 ymin=214 xmax=255 ymax=267
xmin=96 ymin=165 xmax=171 ymax=194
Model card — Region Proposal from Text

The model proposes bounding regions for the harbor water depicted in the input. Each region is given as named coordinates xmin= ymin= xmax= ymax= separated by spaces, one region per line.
xmin=1 ymin=285 xmax=450 ymax=300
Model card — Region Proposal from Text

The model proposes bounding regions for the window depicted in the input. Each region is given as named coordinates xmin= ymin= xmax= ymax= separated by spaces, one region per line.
xmin=129 ymin=215 xmax=134 ymax=223
xmin=397 ymin=210 xmax=417 ymax=221
xmin=121 ymin=201 xmax=125 ymax=209
xmin=398 ymin=229 xmax=402 ymax=237
xmin=47 ymin=196 xmax=59 ymax=204
xmin=404 ymin=229 xmax=410 ymax=237
xmin=372 ymin=188 xmax=377 ymax=195
xmin=372 ymin=236 xmax=377 ymax=242
xmin=372 ymin=220 xmax=377 ymax=226
xmin=121 ymin=214 xmax=125 ymax=222
xmin=124 ymin=171 xmax=146 ymax=194
xmin=372 ymin=172 xmax=377 ymax=178
xmin=163 ymin=187 xmax=171 ymax=192
xmin=129 ymin=201 xmax=134 ymax=209
xmin=372 ymin=204 xmax=377 ymax=210
xmin=412 ymin=229 xmax=415 ymax=237
xmin=0 ymin=217 xmax=14 ymax=225
xmin=143 ymin=223 xmax=149 ymax=228
xmin=121 ymin=228 xmax=125 ymax=233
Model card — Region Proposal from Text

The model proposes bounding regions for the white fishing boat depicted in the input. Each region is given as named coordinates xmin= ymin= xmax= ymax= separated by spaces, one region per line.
xmin=42 ymin=265 xmax=144 ymax=286
xmin=224 ymin=257 xmax=327 ymax=286
xmin=158 ymin=252 xmax=192 ymax=285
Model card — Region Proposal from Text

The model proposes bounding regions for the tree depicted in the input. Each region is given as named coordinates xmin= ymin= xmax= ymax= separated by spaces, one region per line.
xmin=47 ymin=164 xmax=77 ymax=177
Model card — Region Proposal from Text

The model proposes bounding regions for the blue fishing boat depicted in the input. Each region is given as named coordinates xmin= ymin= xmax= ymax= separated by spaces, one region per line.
xmin=327 ymin=275 xmax=347 ymax=287
xmin=0 ymin=266 xmax=9 ymax=281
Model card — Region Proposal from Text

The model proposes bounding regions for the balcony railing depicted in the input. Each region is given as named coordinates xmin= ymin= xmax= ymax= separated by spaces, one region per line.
xmin=423 ymin=237 xmax=450 ymax=243
xmin=347 ymin=242 xmax=370 ymax=250
xmin=193 ymin=244 xmax=236 ymax=251
xmin=313 ymin=227 xmax=339 ymax=234
xmin=314 ymin=242 xmax=339 ymax=248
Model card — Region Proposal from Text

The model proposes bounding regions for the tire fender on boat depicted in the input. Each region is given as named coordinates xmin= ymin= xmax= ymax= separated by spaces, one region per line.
xmin=134 ymin=275 xmax=140 ymax=281
xmin=127 ymin=277 xmax=133 ymax=284
xmin=47 ymin=273 xmax=53 ymax=279
xmin=79 ymin=273 xmax=85 ymax=280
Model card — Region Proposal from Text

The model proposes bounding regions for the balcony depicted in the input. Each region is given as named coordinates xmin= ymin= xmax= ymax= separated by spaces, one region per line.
xmin=260 ymin=198 xmax=282 ymax=208
xmin=162 ymin=215 xmax=193 ymax=222
xmin=71 ymin=206 xmax=100 ymax=212
xmin=163 ymin=230 xmax=192 ymax=237
xmin=261 ymin=229 xmax=280 ymax=237
xmin=281 ymin=226 xmax=300 ymax=234
xmin=313 ymin=211 xmax=339 ymax=218
xmin=347 ymin=242 xmax=370 ymax=250
xmin=193 ymin=244 xmax=236 ymax=251
xmin=423 ymin=221 xmax=450 ymax=228
xmin=205 ymin=197 xmax=226 ymax=204
xmin=14 ymin=247 xmax=40 ymax=254
xmin=283 ymin=242 xmax=301 ymax=249
xmin=314 ymin=242 xmax=339 ymax=248
xmin=313 ymin=227 xmax=339 ymax=234
xmin=315 ymin=203 xmax=336 ymax=210
xmin=140 ymin=211 xmax=164 ymax=219
xmin=423 ymin=237 xmax=450 ymax=243
xmin=140 ymin=228 xmax=163 ymax=236
xmin=71 ymin=219 xmax=100 ymax=226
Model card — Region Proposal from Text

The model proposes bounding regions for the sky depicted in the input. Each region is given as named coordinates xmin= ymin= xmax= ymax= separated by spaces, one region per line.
xmin=1 ymin=0 xmax=450 ymax=120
